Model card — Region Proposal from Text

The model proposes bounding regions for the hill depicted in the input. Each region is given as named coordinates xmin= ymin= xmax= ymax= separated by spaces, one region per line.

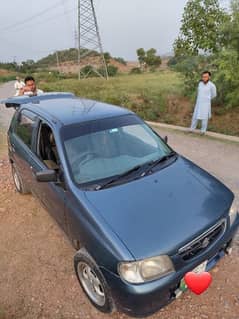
xmin=35 ymin=48 xmax=138 ymax=74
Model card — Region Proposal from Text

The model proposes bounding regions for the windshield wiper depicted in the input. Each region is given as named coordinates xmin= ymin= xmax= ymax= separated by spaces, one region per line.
xmin=95 ymin=164 xmax=143 ymax=190
xmin=142 ymin=151 xmax=177 ymax=176
xmin=95 ymin=152 xmax=177 ymax=190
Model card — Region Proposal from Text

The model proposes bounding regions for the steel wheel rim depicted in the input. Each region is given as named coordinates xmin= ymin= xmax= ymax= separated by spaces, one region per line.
xmin=13 ymin=170 xmax=21 ymax=191
xmin=78 ymin=262 xmax=106 ymax=306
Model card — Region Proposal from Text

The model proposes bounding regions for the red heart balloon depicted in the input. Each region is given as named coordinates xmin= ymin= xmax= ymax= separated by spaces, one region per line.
xmin=184 ymin=272 xmax=212 ymax=295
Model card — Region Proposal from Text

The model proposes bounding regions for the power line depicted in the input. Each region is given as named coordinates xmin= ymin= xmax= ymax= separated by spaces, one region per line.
xmin=0 ymin=2 xmax=77 ymax=63
xmin=0 ymin=0 xmax=73 ymax=32
xmin=61 ymin=0 xmax=75 ymax=40
xmin=2 ymin=6 xmax=77 ymax=35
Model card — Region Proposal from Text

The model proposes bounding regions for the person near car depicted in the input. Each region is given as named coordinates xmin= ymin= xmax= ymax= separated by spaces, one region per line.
xmin=18 ymin=76 xmax=44 ymax=96
xmin=14 ymin=76 xmax=25 ymax=96
xmin=189 ymin=71 xmax=217 ymax=135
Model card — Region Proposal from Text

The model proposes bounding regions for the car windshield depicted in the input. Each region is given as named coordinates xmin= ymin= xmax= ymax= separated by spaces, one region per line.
xmin=61 ymin=115 xmax=172 ymax=186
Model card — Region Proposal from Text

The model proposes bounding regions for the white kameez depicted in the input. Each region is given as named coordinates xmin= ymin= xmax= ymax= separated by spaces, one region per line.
xmin=14 ymin=80 xmax=25 ymax=96
xmin=193 ymin=81 xmax=217 ymax=120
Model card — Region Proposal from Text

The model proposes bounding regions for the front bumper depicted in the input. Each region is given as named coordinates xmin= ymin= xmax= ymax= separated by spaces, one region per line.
xmin=101 ymin=214 xmax=239 ymax=317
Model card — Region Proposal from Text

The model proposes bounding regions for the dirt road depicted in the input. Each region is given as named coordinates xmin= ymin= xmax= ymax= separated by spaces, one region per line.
xmin=0 ymin=82 xmax=238 ymax=319
xmin=0 ymin=81 xmax=15 ymax=129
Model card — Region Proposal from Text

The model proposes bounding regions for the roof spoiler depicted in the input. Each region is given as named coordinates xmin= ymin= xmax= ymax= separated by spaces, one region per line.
xmin=0 ymin=92 xmax=75 ymax=108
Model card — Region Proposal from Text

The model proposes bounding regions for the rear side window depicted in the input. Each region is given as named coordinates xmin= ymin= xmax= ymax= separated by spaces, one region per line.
xmin=14 ymin=110 xmax=37 ymax=148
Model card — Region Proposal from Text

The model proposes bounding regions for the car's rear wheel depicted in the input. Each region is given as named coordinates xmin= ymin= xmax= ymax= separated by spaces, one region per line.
xmin=74 ymin=249 xmax=115 ymax=313
xmin=11 ymin=164 xmax=30 ymax=194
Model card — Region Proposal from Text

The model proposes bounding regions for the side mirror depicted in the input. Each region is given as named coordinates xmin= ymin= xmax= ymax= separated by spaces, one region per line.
xmin=164 ymin=136 xmax=168 ymax=144
xmin=5 ymin=103 xmax=20 ymax=109
xmin=35 ymin=169 xmax=57 ymax=183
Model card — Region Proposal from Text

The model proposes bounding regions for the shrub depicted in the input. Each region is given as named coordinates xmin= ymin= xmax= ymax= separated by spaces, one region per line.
xmin=130 ymin=67 xmax=142 ymax=75
xmin=98 ymin=65 xmax=118 ymax=77
xmin=114 ymin=57 xmax=127 ymax=65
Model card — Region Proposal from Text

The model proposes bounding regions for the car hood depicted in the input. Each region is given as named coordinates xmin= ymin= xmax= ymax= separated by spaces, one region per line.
xmin=84 ymin=156 xmax=233 ymax=260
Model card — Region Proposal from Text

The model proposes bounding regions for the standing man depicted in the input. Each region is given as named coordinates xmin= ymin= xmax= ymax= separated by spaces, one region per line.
xmin=190 ymin=71 xmax=217 ymax=135
xmin=14 ymin=76 xmax=25 ymax=96
xmin=18 ymin=76 xmax=43 ymax=96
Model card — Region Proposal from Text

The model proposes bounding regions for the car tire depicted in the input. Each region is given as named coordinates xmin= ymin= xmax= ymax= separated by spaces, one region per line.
xmin=74 ymin=248 xmax=115 ymax=313
xmin=11 ymin=164 xmax=30 ymax=194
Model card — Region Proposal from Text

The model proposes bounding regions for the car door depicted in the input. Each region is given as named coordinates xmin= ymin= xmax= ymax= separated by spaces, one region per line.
xmin=29 ymin=119 xmax=67 ymax=232
xmin=8 ymin=108 xmax=39 ymax=190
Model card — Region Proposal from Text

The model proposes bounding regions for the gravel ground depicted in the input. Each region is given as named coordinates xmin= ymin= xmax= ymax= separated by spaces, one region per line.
xmin=0 ymin=82 xmax=238 ymax=319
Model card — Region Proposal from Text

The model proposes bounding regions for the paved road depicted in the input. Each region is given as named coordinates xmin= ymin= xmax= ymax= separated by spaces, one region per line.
xmin=0 ymin=81 xmax=15 ymax=130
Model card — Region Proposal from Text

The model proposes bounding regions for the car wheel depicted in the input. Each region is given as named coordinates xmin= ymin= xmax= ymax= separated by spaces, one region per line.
xmin=11 ymin=164 xmax=30 ymax=194
xmin=74 ymin=249 xmax=115 ymax=313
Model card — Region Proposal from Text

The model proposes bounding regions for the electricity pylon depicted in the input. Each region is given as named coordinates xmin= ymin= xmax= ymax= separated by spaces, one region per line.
xmin=77 ymin=0 xmax=108 ymax=79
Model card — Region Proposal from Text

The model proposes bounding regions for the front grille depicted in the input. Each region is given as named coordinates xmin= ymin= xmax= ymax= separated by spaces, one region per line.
xmin=178 ymin=219 xmax=226 ymax=261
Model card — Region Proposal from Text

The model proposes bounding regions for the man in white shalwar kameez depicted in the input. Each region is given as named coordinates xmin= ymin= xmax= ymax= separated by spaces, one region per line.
xmin=190 ymin=71 xmax=217 ymax=134
xmin=14 ymin=76 xmax=25 ymax=96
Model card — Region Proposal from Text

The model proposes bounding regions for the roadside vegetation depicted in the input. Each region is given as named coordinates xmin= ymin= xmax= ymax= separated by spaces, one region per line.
xmin=0 ymin=69 xmax=16 ymax=84
xmin=41 ymin=71 xmax=179 ymax=122
xmin=0 ymin=75 xmax=15 ymax=84
xmin=40 ymin=71 xmax=239 ymax=136
xmin=172 ymin=0 xmax=239 ymax=110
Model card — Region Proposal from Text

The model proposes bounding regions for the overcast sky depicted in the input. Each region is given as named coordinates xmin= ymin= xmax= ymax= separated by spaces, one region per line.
xmin=0 ymin=0 xmax=230 ymax=63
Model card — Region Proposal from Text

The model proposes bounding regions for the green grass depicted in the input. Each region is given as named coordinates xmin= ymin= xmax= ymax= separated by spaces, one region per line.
xmin=0 ymin=75 xmax=16 ymax=83
xmin=39 ymin=70 xmax=239 ymax=136
xmin=40 ymin=70 xmax=183 ymax=121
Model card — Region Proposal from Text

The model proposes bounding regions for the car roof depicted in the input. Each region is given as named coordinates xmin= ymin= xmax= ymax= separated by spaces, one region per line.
xmin=4 ymin=94 xmax=133 ymax=126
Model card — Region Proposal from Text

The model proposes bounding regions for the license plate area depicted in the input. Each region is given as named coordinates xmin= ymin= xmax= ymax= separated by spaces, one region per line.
xmin=192 ymin=260 xmax=207 ymax=273
xmin=177 ymin=260 xmax=208 ymax=295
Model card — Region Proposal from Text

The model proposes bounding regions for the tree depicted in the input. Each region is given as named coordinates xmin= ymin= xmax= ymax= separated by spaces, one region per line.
xmin=136 ymin=48 xmax=146 ymax=69
xmin=221 ymin=0 xmax=239 ymax=57
xmin=171 ymin=0 xmax=239 ymax=108
xmin=212 ymin=0 xmax=239 ymax=106
xmin=145 ymin=48 xmax=162 ymax=68
xmin=103 ymin=52 xmax=111 ymax=65
xmin=174 ymin=0 xmax=228 ymax=56
xmin=19 ymin=60 xmax=37 ymax=73
xmin=136 ymin=48 xmax=161 ymax=71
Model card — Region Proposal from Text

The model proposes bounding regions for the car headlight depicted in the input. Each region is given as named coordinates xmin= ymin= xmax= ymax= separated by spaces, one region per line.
xmin=118 ymin=255 xmax=175 ymax=284
xmin=229 ymin=199 xmax=238 ymax=226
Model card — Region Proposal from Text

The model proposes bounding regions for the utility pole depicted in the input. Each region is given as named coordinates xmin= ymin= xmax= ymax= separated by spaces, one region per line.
xmin=77 ymin=1 xmax=81 ymax=80
xmin=77 ymin=0 xmax=108 ymax=80
xmin=74 ymin=27 xmax=78 ymax=50
xmin=55 ymin=51 xmax=60 ymax=72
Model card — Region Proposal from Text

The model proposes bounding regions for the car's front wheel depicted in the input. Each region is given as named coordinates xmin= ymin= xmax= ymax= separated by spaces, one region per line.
xmin=74 ymin=249 xmax=115 ymax=313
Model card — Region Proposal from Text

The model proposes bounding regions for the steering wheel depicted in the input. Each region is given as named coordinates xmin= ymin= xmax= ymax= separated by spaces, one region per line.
xmin=71 ymin=151 xmax=98 ymax=172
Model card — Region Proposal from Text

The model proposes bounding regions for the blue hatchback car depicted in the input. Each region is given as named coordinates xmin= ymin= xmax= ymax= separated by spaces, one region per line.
xmin=3 ymin=93 xmax=239 ymax=317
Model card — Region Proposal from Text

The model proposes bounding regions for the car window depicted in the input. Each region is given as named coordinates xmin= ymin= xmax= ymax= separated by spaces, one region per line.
xmin=9 ymin=111 xmax=19 ymax=132
xmin=122 ymin=125 xmax=158 ymax=148
xmin=14 ymin=110 xmax=37 ymax=148
xmin=37 ymin=122 xmax=60 ymax=170
xmin=62 ymin=115 xmax=172 ymax=186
